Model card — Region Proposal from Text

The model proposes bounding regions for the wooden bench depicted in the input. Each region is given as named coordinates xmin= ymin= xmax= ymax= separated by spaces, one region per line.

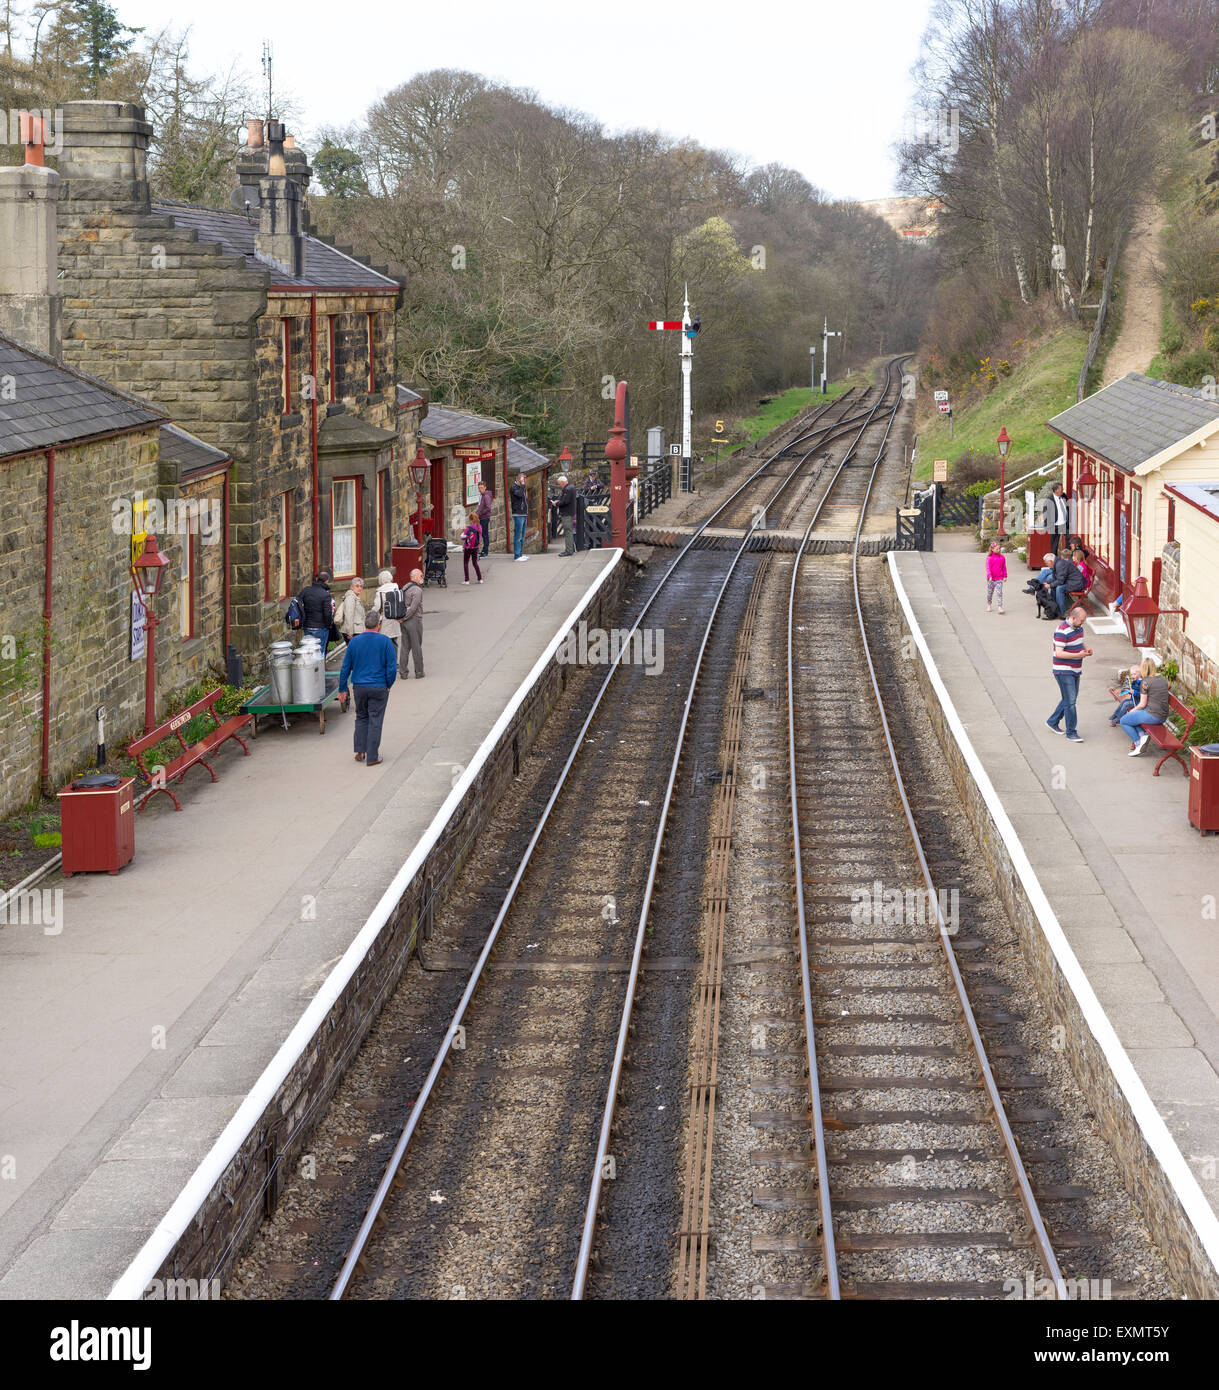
xmin=128 ymin=688 xmax=253 ymax=811
xmin=1106 ymin=686 xmax=1195 ymax=777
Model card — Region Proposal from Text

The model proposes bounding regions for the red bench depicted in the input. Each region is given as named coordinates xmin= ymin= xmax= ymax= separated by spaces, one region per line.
xmin=1107 ymin=686 xmax=1195 ymax=777
xmin=129 ymin=688 xmax=253 ymax=811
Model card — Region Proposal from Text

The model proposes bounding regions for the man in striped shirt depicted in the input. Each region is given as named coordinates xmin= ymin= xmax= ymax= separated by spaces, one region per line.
xmin=1046 ymin=604 xmax=1093 ymax=743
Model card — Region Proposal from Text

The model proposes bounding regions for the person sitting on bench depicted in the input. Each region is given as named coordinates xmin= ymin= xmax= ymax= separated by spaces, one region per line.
xmin=1050 ymin=551 xmax=1086 ymax=619
xmin=1119 ymin=658 xmax=1169 ymax=756
xmin=1109 ymin=664 xmax=1143 ymax=726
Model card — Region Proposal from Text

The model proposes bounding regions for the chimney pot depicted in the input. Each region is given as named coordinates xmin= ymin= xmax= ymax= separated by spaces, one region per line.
xmin=284 ymin=135 xmax=296 ymax=150
xmin=247 ymin=118 xmax=265 ymax=149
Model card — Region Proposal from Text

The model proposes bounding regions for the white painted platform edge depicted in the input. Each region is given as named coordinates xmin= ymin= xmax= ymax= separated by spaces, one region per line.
xmin=887 ymin=549 xmax=1219 ymax=1276
xmin=108 ymin=550 xmax=623 ymax=1300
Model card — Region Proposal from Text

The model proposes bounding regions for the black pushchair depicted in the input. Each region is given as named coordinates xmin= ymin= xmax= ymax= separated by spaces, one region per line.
xmin=423 ymin=535 xmax=449 ymax=587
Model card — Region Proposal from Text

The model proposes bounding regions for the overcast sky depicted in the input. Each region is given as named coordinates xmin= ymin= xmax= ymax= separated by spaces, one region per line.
xmin=115 ymin=0 xmax=935 ymax=200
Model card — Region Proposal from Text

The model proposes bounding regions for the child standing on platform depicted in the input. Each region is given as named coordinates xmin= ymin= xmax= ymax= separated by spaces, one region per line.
xmin=985 ymin=541 xmax=1007 ymax=614
xmin=461 ymin=513 xmax=484 ymax=585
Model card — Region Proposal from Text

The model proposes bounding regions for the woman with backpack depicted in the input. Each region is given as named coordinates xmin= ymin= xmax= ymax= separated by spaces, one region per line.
xmin=461 ymin=513 xmax=484 ymax=585
xmin=370 ymin=568 xmax=405 ymax=667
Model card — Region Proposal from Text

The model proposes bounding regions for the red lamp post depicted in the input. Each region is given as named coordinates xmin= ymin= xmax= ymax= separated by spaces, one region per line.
xmin=606 ymin=381 xmax=629 ymax=550
xmin=996 ymin=427 xmax=1011 ymax=536
xmin=130 ymin=534 xmax=171 ymax=734
xmin=409 ymin=446 xmax=429 ymax=544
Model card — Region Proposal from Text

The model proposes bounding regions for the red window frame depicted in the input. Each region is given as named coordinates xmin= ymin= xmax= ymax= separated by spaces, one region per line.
xmin=279 ymin=490 xmax=293 ymax=598
xmin=328 ymin=314 xmax=339 ymax=402
xmin=263 ymin=536 xmax=272 ymax=601
xmin=1167 ymin=495 xmax=1176 ymax=543
xmin=281 ymin=318 xmax=292 ymax=414
xmin=376 ymin=468 xmax=391 ymax=568
xmin=180 ymin=533 xmax=197 ymax=640
xmin=330 ymin=476 xmax=362 ymax=580
xmin=367 ymin=313 xmax=376 ymax=393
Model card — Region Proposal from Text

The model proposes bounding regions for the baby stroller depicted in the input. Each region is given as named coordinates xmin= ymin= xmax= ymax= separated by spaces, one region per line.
xmin=423 ymin=535 xmax=449 ymax=587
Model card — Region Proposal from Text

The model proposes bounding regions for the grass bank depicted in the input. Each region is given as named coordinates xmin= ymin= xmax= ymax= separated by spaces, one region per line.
xmin=915 ymin=326 xmax=1087 ymax=484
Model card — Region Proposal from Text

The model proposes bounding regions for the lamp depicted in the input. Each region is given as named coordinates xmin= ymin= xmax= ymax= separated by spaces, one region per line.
xmin=1123 ymin=575 xmax=1188 ymax=650
xmin=130 ymin=534 xmax=170 ymax=733
xmin=1076 ymin=466 xmax=1097 ymax=502
xmin=996 ymin=427 xmax=1011 ymax=537
xmin=409 ymin=446 xmax=429 ymax=544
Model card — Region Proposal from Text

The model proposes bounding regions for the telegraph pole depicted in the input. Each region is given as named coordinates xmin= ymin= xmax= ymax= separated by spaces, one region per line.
xmin=821 ymin=317 xmax=841 ymax=394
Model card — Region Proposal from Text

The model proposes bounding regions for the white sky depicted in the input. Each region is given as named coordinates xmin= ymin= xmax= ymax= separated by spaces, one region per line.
xmin=112 ymin=0 xmax=934 ymax=200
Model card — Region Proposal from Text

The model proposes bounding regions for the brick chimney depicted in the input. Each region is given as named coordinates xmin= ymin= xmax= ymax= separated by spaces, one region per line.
xmin=254 ymin=120 xmax=305 ymax=280
xmin=58 ymin=101 xmax=152 ymax=211
xmin=0 ymin=120 xmax=62 ymax=357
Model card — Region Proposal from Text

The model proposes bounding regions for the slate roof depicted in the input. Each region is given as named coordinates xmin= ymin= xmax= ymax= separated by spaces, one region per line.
xmin=316 ymin=408 xmax=398 ymax=455
xmin=422 ymin=404 xmax=513 ymax=443
xmin=0 ymin=336 xmax=165 ymax=458
xmin=151 ymin=201 xmax=402 ymax=292
xmin=397 ymin=385 xmax=424 ymax=407
xmin=1048 ymin=373 xmax=1219 ymax=473
xmin=159 ymin=424 xmax=228 ymax=477
xmin=507 ymin=437 xmax=549 ymax=471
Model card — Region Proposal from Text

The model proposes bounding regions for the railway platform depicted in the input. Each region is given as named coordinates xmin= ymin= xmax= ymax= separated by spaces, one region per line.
xmin=894 ymin=534 xmax=1219 ymax=1228
xmin=0 ymin=546 xmax=620 ymax=1299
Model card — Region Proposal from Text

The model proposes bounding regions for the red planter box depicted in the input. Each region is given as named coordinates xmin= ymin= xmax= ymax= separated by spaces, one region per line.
xmin=57 ymin=777 xmax=135 ymax=875
xmin=1027 ymin=532 xmax=1054 ymax=570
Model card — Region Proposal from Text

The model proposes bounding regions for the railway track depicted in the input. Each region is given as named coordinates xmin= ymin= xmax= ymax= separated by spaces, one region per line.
xmin=326 ymin=365 xmax=903 ymax=1300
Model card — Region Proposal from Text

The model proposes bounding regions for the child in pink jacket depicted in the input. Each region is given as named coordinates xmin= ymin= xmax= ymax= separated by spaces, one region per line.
xmin=986 ymin=542 xmax=1007 ymax=613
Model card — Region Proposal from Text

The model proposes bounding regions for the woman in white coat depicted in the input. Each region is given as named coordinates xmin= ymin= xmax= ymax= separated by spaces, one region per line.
xmin=337 ymin=576 xmax=367 ymax=640
xmin=370 ymin=569 xmax=404 ymax=672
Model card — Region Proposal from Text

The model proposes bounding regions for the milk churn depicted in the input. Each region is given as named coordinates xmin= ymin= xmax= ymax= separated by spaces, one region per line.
xmin=269 ymin=641 xmax=294 ymax=704
xmin=291 ymin=641 xmax=326 ymax=704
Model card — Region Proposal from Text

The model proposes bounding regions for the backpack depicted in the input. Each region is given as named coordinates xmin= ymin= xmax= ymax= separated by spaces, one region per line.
xmin=381 ymin=586 xmax=406 ymax=621
xmin=285 ymin=595 xmax=305 ymax=629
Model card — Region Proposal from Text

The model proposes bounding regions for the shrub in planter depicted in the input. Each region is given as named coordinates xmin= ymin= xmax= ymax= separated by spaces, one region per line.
xmin=1187 ymin=693 xmax=1219 ymax=746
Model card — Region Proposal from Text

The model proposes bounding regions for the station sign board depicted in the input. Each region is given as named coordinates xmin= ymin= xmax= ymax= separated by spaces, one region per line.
xmin=937 ymin=401 xmax=951 ymax=414
xmin=933 ymin=390 xmax=949 ymax=402
xmin=453 ymin=445 xmax=495 ymax=461
xmin=933 ymin=458 xmax=948 ymax=482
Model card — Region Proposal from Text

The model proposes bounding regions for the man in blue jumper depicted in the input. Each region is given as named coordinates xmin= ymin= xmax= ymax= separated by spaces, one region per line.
xmin=338 ymin=609 xmax=397 ymax=766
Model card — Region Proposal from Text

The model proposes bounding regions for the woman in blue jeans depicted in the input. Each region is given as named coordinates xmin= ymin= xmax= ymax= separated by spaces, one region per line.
xmin=1120 ymin=658 xmax=1170 ymax=756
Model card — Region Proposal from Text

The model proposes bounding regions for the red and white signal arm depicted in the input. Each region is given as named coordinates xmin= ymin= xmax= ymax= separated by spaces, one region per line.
xmin=648 ymin=321 xmax=682 ymax=330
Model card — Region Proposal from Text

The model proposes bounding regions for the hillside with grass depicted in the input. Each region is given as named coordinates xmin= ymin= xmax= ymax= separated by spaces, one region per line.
xmin=914 ymin=325 xmax=1088 ymax=488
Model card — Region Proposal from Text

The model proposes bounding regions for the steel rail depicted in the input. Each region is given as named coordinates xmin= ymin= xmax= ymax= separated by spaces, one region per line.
xmin=328 ymin=383 xmax=859 ymax=1300
xmin=843 ymin=376 xmax=1066 ymax=1300
xmin=569 ymin=371 xmax=911 ymax=1298
xmin=783 ymin=354 xmax=906 ymax=1300
xmin=787 ymin=354 xmax=1065 ymax=1298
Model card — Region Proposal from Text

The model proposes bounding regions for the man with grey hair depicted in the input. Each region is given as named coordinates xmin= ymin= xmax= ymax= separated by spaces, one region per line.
xmin=556 ymin=473 xmax=577 ymax=556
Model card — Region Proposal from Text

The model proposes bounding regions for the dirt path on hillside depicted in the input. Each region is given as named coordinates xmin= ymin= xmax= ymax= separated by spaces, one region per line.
xmin=1102 ymin=202 xmax=1166 ymax=382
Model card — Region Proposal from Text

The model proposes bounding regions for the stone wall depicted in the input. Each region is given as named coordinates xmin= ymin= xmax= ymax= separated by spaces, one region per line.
xmin=884 ymin=558 xmax=1219 ymax=1299
xmin=1158 ymin=540 xmax=1219 ymax=697
xmin=134 ymin=558 xmax=629 ymax=1295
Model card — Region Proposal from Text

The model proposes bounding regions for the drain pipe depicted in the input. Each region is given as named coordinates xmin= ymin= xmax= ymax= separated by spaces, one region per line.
xmin=40 ymin=447 xmax=55 ymax=787
xmin=223 ymin=468 xmax=231 ymax=658
xmin=310 ymin=293 xmax=320 ymax=576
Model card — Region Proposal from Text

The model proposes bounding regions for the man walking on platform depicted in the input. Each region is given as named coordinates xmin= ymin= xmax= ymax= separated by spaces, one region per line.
xmin=556 ymin=473 xmax=577 ymax=556
xmin=400 ymin=567 xmax=425 ymax=678
xmin=510 ymin=472 xmax=529 ymax=561
xmin=1046 ymin=602 xmax=1092 ymax=745
xmin=338 ymin=609 xmax=397 ymax=767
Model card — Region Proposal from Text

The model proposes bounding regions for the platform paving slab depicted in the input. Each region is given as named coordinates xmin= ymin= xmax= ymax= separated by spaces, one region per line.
xmin=895 ymin=541 xmax=1219 ymax=1220
xmin=0 ymin=546 xmax=618 ymax=1299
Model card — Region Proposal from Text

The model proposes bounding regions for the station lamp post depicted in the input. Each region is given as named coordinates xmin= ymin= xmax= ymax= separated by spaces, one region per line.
xmin=996 ymin=427 xmax=1011 ymax=536
xmin=130 ymin=534 xmax=171 ymax=734
xmin=410 ymin=446 xmax=429 ymax=543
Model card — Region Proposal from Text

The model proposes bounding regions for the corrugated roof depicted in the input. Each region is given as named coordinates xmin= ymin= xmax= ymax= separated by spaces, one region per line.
xmin=422 ymin=404 xmax=513 ymax=442
xmin=151 ymin=201 xmax=401 ymax=291
xmin=0 ymin=336 xmax=165 ymax=457
xmin=159 ymin=423 xmax=228 ymax=476
xmin=1165 ymin=479 xmax=1219 ymax=523
xmin=507 ymin=437 xmax=548 ymax=471
xmin=1048 ymin=373 xmax=1219 ymax=473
